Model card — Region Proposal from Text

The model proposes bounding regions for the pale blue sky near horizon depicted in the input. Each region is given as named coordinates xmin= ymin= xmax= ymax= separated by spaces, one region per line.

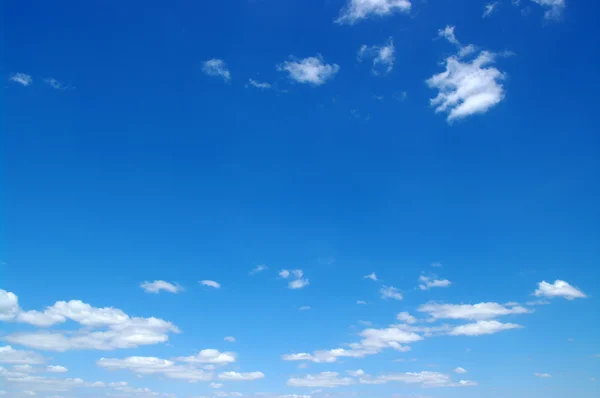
xmin=1 ymin=1 xmax=599 ymax=397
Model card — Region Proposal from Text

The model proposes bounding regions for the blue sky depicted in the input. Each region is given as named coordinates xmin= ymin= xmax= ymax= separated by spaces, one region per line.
xmin=2 ymin=0 xmax=600 ymax=397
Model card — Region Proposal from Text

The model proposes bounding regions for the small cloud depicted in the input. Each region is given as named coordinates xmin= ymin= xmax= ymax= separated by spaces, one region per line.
xmin=44 ymin=78 xmax=68 ymax=90
xmin=534 ymin=372 xmax=552 ymax=378
xmin=418 ymin=275 xmax=452 ymax=290
xmin=281 ymin=269 xmax=309 ymax=289
xmin=277 ymin=54 xmax=339 ymax=86
xmin=279 ymin=270 xmax=291 ymax=279
xmin=431 ymin=262 xmax=442 ymax=268
xmin=250 ymin=264 xmax=268 ymax=275
xmin=336 ymin=0 xmax=411 ymax=25
xmin=364 ymin=272 xmax=379 ymax=281
xmin=247 ymin=79 xmax=272 ymax=90
xmin=393 ymin=91 xmax=408 ymax=101
xmin=224 ymin=336 xmax=236 ymax=343
xmin=299 ymin=306 xmax=311 ymax=311
xmin=483 ymin=2 xmax=499 ymax=18
xmin=46 ymin=365 xmax=68 ymax=373
xmin=140 ymin=280 xmax=183 ymax=294
xmin=202 ymin=59 xmax=231 ymax=81
xmin=358 ymin=38 xmax=395 ymax=75
xmin=396 ymin=311 xmax=417 ymax=324
xmin=454 ymin=367 xmax=468 ymax=374
xmin=347 ymin=369 xmax=365 ymax=377
xmin=356 ymin=300 xmax=367 ymax=305
xmin=534 ymin=280 xmax=587 ymax=300
xmin=531 ymin=0 xmax=566 ymax=20
xmin=9 ymin=73 xmax=32 ymax=86
xmin=200 ymin=280 xmax=221 ymax=289
xmin=289 ymin=278 xmax=310 ymax=289
xmin=380 ymin=285 xmax=403 ymax=300
xmin=209 ymin=382 xmax=223 ymax=389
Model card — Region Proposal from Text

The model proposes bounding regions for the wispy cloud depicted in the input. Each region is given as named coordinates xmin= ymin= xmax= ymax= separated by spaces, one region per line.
xmin=250 ymin=264 xmax=268 ymax=274
xmin=483 ymin=2 xmax=500 ymax=18
xmin=200 ymin=280 xmax=221 ymax=289
xmin=380 ymin=286 xmax=403 ymax=300
xmin=140 ymin=280 xmax=183 ymax=294
xmin=336 ymin=0 xmax=411 ymax=25
xmin=44 ymin=78 xmax=68 ymax=90
xmin=357 ymin=38 xmax=395 ymax=75
xmin=364 ymin=272 xmax=379 ymax=281
xmin=277 ymin=55 xmax=339 ymax=86
xmin=531 ymin=0 xmax=566 ymax=20
xmin=9 ymin=73 xmax=32 ymax=86
xmin=418 ymin=276 xmax=452 ymax=290
xmin=247 ymin=79 xmax=272 ymax=90
xmin=202 ymin=59 xmax=231 ymax=81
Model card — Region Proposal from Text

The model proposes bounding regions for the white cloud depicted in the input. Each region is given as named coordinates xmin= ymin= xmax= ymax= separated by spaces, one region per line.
xmin=418 ymin=302 xmax=530 ymax=321
xmin=396 ymin=312 xmax=417 ymax=324
xmin=454 ymin=367 xmax=468 ymax=374
xmin=0 ymin=290 xmax=20 ymax=321
xmin=46 ymin=365 xmax=68 ymax=373
xmin=534 ymin=280 xmax=587 ymax=300
xmin=9 ymin=73 xmax=32 ymax=86
xmin=202 ymin=59 xmax=231 ymax=81
xmin=224 ymin=336 xmax=236 ymax=343
xmin=357 ymin=38 xmax=395 ymax=75
xmin=1 ymin=291 xmax=179 ymax=351
xmin=279 ymin=270 xmax=291 ymax=279
xmin=280 ymin=269 xmax=309 ymax=289
xmin=336 ymin=0 xmax=411 ymax=25
xmin=356 ymin=300 xmax=367 ymax=305
xmin=200 ymin=280 xmax=221 ymax=289
xmin=483 ymin=2 xmax=499 ymax=18
xmin=418 ymin=276 xmax=451 ymax=291
xmin=250 ymin=265 xmax=268 ymax=274
xmin=289 ymin=279 xmax=310 ymax=289
xmin=534 ymin=372 xmax=552 ymax=378
xmin=248 ymin=79 xmax=272 ymax=90
xmin=347 ymin=369 xmax=365 ymax=377
xmin=531 ymin=0 xmax=565 ymax=19
xmin=380 ymin=286 xmax=403 ymax=300
xmin=358 ymin=371 xmax=477 ymax=387
xmin=209 ymin=382 xmax=223 ymax=388
xmin=140 ymin=281 xmax=183 ymax=294
xmin=175 ymin=349 xmax=236 ymax=364
xmin=217 ymin=371 xmax=265 ymax=381
xmin=449 ymin=320 xmax=523 ymax=336
xmin=287 ymin=372 xmax=354 ymax=388
xmin=0 ymin=346 xmax=44 ymax=365
xmin=44 ymin=78 xmax=68 ymax=90
xmin=364 ymin=273 xmax=379 ymax=281
xmin=438 ymin=26 xmax=459 ymax=46
xmin=277 ymin=55 xmax=339 ymax=86
xmin=97 ymin=356 xmax=213 ymax=382
xmin=299 ymin=306 xmax=311 ymax=311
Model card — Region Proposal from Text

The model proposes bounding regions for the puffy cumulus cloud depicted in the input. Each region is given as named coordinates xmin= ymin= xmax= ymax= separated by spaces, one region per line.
xmin=396 ymin=312 xmax=417 ymax=324
xmin=279 ymin=269 xmax=309 ymax=289
xmin=9 ymin=73 xmax=32 ymax=86
xmin=418 ymin=276 xmax=451 ymax=291
xmin=336 ymin=0 xmax=411 ymax=25
xmin=428 ymin=26 xmax=507 ymax=122
xmin=287 ymin=372 xmax=354 ymax=388
xmin=140 ymin=280 xmax=183 ymax=294
xmin=534 ymin=280 xmax=587 ymax=300
xmin=0 ymin=346 xmax=44 ymax=365
xmin=277 ymin=55 xmax=339 ymax=86
xmin=200 ymin=280 xmax=222 ymax=289
xmin=448 ymin=320 xmax=523 ymax=336
xmin=357 ymin=38 xmax=395 ymax=75
xmin=454 ymin=367 xmax=468 ymax=374
xmin=531 ymin=0 xmax=565 ymax=19
xmin=175 ymin=349 xmax=237 ymax=365
xmin=358 ymin=371 xmax=477 ymax=387
xmin=97 ymin=356 xmax=213 ymax=382
xmin=217 ymin=371 xmax=265 ymax=381
xmin=202 ymin=59 xmax=231 ymax=81
xmin=380 ymin=286 xmax=403 ymax=300
xmin=418 ymin=302 xmax=530 ymax=321
xmin=1 ymin=290 xmax=179 ymax=352
xmin=0 ymin=290 xmax=20 ymax=321
xmin=46 ymin=366 xmax=68 ymax=373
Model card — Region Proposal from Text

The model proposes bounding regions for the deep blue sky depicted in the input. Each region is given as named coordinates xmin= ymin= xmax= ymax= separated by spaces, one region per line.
xmin=2 ymin=1 xmax=599 ymax=398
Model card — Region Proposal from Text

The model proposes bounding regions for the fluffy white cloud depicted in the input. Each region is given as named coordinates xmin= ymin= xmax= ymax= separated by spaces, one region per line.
xmin=202 ymin=59 xmax=231 ymax=81
xmin=217 ymin=371 xmax=265 ymax=381
xmin=336 ymin=0 xmax=411 ymax=25
xmin=483 ymin=2 xmax=499 ymax=17
xmin=359 ymin=371 xmax=477 ymax=387
xmin=534 ymin=372 xmax=552 ymax=378
xmin=454 ymin=367 xmax=468 ymax=374
xmin=380 ymin=286 xmax=403 ymax=300
xmin=0 ymin=290 xmax=20 ymax=321
xmin=46 ymin=365 xmax=68 ymax=373
xmin=279 ymin=270 xmax=291 ymax=279
xmin=97 ymin=356 xmax=213 ymax=382
xmin=418 ymin=302 xmax=530 ymax=321
xmin=277 ymin=55 xmax=339 ymax=86
xmin=280 ymin=269 xmax=309 ymax=289
xmin=449 ymin=320 xmax=523 ymax=336
xmin=200 ymin=280 xmax=221 ymax=289
xmin=357 ymin=38 xmax=395 ymax=75
xmin=534 ymin=280 xmax=587 ymax=300
xmin=364 ymin=273 xmax=379 ymax=281
xmin=287 ymin=372 xmax=354 ymax=388
xmin=0 ymin=346 xmax=44 ymax=365
xmin=396 ymin=312 xmax=417 ymax=324
xmin=418 ymin=276 xmax=451 ymax=291
xmin=531 ymin=0 xmax=565 ymax=19
xmin=1 ymin=291 xmax=179 ymax=352
xmin=347 ymin=369 xmax=365 ymax=377
xmin=175 ymin=349 xmax=236 ymax=364
xmin=140 ymin=280 xmax=183 ymax=294
xmin=9 ymin=73 xmax=32 ymax=86
xmin=289 ymin=279 xmax=310 ymax=289
xmin=224 ymin=336 xmax=236 ymax=343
